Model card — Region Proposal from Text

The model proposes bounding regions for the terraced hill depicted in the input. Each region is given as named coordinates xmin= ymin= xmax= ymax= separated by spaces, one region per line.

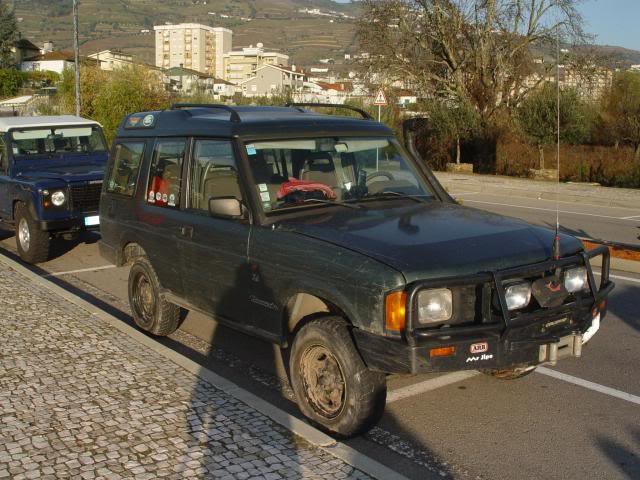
xmin=13 ymin=0 xmax=361 ymax=67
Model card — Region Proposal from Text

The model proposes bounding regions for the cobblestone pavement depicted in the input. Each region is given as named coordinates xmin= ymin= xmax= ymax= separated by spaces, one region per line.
xmin=0 ymin=262 xmax=372 ymax=480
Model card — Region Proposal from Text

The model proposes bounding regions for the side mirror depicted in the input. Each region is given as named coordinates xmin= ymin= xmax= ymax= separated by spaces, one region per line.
xmin=208 ymin=196 xmax=244 ymax=219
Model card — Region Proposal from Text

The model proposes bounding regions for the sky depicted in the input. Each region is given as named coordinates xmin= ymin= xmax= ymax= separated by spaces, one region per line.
xmin=332 ymin=0 xmax=640 ymax=51
xmin=579 ymin=0 xmax=640 ymax=50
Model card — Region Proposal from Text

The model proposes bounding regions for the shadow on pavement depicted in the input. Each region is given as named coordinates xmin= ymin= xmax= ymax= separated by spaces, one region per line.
xmin=0 ymin=242 xmax=452 ymax=479
xmin=594 ymin=426 xmax=640 ymax=479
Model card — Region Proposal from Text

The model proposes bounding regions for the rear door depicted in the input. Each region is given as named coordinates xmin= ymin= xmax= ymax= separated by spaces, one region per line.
xmin=136 ymin=137 xmax=189 ymax=296
xmin=177 ymin=139 xmax=253 ymax=327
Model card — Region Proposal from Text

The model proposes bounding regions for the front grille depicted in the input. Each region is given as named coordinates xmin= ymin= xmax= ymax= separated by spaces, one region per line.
xmin=70 ymin=183 xmax=102 ymax=212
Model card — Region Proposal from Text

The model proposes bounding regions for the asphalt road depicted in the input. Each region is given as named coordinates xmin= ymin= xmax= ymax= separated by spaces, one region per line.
xmin=1 ymin=229 xmax=638 ymax=480
xmin=451 ymin=191 xmax=640 ymax=246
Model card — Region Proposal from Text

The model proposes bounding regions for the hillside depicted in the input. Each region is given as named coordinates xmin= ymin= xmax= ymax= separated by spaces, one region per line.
xmin=13 ymin=0 xmax=362 ymax=67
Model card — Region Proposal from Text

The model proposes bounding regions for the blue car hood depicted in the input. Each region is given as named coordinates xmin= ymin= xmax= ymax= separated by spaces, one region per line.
xmin=15 ymin=155 xmax=106 ymax=183
xmin=279 ymin=202 xmax=583 ymax=282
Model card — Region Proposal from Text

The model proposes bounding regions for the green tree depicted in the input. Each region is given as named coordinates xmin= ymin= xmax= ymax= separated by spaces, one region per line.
xmin=0 ymin=68 xmax=24 ymax=97
xmin=57 ymin=66 xmax=169 ymax=142
xmin=517 ymin=84 xmax=589 ymax=169
xmin=0 ymin=1 xmax=17 ymax=68
xmin=602 ymin=71 xmax=640 ymax=163
xmin=426 ymin=98 xmax=480 ymax=164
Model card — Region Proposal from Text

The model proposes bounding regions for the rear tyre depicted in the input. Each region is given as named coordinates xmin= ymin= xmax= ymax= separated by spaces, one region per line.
xmin=128 ymin=257 xmax=180 ymax=336
xmin=14 ymin=202 xmax=50 ymax=264
xmin=289 ymin=316 xmax=386 ymax=437
xmin=481 ymin=366 xmax=537 ymax=380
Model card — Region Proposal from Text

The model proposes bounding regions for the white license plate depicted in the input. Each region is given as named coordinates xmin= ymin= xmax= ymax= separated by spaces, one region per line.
xmin=84 ymin=215 xmax=100 ymax=227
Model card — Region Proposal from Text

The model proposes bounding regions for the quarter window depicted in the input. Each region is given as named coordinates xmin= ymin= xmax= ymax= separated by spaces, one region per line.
xmin=147 ymin=138 xmax=186 ymax=208
xmin=0 ymin=136 xmax=7 ymax=174
xmin=106 ymin=142 xmax=145 ymax=196
xmin=189 ymin=140 xmax=241 ymax=213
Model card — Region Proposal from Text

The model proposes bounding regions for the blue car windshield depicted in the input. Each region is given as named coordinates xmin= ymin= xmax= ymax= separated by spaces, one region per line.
xmin=11 ymin=126 xmax=107 ymax=157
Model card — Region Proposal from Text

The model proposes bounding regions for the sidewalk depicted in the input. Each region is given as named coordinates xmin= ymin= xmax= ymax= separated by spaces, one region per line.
xmin=0 ymin=258 xmax=379 ymax=480
xmin=434 ymin=172 xmax=640 ymax=208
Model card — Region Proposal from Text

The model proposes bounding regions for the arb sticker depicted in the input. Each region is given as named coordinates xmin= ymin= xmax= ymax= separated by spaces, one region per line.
xmin=470 ymin=342 xmax=488 ymax=354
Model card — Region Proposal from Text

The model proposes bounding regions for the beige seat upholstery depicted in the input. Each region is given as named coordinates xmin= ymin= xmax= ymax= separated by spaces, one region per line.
xmin=300 ymin=153 xmax=338 ymax=188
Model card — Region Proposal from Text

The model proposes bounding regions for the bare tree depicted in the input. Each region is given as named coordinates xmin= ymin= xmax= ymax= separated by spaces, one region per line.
xmin=357 ymin=0 xmax=587 ymax=125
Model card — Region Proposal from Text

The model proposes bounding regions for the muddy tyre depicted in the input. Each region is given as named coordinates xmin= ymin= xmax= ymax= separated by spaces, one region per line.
xmin=289 ymin=316 xmax=386 ymax=437
xmin=128 ymin=257 xmax=180 ymax=336
xmin=14 ymin=202 xmax=50 ymax=264
xmin=481 ymin=366 xmax=537 ymax=380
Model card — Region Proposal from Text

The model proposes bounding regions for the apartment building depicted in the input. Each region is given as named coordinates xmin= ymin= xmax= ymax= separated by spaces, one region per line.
xmin=88 ymin=50 xmax=134 ymax=71
xmin=238 ymin=64 xmax=304 ymax=97
xmin=154 ymin=23 xmax=232 ymax=77
xmin=223 ymin=43 xmax=289 ymax=83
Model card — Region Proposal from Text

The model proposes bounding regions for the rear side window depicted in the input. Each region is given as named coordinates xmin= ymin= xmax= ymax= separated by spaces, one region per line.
xmin=189 ymin=139 xmax=241 ymax=213
xmin=106 ymin=142 xmax=145 ymax=196
xmin=147 ymin=138 xmax=186 ymax=208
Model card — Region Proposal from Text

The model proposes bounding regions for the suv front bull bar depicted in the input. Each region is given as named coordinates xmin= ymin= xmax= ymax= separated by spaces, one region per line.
xmin=404 ymin=246 xmax=613 ymax=355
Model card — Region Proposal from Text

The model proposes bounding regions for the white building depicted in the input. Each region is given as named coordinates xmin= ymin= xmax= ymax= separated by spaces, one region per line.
xmin=238 ymin=64 xmax=304 ymax=97
xmin=21 ymin=51 xmax=74 ymax=74
xmin=154 ymin=23 xmax=232 ymax=78
xmin=88 ymin=50 xmax=134 ymax=71
xmin=223 ymin=44 xmax=289 ymax=84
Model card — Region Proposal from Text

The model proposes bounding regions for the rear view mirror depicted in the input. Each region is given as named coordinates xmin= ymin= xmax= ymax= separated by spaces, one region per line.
xmin=208 ymin=197 xmax=243 ymax=218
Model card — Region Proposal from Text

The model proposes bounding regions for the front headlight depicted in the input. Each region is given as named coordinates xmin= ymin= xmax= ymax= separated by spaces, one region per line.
xmin=417 ymin=288 xmax=452 ymax=324
xmin=504 ymin=282 xmax=531 ymax=310
xmin=564 ymin=267 xmax=588 ymax=293
xmin=51 ymin=190 xmax=66 ymax=206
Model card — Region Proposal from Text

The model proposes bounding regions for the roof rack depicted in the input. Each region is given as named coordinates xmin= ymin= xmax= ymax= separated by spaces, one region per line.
xmin=285 ymin=103 xmax=374 ymax=120
xmin=170 ymin=103 xmax=241 ymax=123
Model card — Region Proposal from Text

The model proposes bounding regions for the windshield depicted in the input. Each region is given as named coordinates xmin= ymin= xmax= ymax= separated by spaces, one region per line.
xmin=245 ymin=137 xmax=434 ymax=213
xmin=11 ymin=125 xmax=107 ymax=157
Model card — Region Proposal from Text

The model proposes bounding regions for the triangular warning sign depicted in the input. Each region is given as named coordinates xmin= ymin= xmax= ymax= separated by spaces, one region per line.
xmin=373 ymin=89 xmax=388 ymax=106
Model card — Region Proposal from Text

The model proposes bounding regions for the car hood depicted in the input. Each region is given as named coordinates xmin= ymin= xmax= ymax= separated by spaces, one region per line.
xmin=278 ymin=202 xmax=583 ymax=282
xmin=16 ymin=163 xmax=105 ymax=183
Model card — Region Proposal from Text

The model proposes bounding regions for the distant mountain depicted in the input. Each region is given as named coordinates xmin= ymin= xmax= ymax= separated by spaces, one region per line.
xmin=13 ymin=0 xmax=362 ymax=68
xmin=12 ymin=1 xmax=640 ymax=71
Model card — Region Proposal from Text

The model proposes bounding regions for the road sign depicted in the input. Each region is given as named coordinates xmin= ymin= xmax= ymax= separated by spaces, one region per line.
xmin=373 ymin=89 xmax=388 ymax=106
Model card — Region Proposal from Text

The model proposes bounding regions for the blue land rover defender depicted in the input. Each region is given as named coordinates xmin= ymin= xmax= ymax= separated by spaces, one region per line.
xmin=0 ymin=115 xmax=108 ymax=263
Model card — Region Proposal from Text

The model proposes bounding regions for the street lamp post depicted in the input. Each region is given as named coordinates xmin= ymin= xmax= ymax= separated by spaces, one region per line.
xmin=72 ymin=0 xmax=80 ymax=116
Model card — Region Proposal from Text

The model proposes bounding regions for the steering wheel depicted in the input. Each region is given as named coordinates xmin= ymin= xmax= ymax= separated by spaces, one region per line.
xmin=366 ymin=171 xmax=395 ymax=183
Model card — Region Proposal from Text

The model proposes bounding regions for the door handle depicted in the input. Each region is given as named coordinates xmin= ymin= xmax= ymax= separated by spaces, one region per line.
xmin=180 ymin=225 xmax=193 ymax=238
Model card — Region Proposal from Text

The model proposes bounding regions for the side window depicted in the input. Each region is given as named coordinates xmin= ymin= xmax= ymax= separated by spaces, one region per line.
xmin=147 ymin=138 xmax=186 ymax=208
xmin=106 ymin=142 xmax=145 ymax=196
xmin=189 ymin=140 xmax=242 ymax=213
xmin=0 ymin=136 xmax=7 ymax=174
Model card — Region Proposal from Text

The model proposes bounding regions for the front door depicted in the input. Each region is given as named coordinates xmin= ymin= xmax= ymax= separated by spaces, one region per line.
xmin=178 ymin=139 xmax=253 ymax=329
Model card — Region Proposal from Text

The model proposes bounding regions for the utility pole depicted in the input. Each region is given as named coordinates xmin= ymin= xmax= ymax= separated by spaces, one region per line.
xmin=72 ymin=0 xmax=81 ymax=116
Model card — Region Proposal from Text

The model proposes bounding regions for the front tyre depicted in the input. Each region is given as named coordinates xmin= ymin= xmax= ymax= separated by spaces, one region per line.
xmin=14 ymin=202 xmax=50 ymax=264
xmin=290 ymin=317 xmax=386 ymax=437
xmin=128 ymin=257 xmax=180 ymax=336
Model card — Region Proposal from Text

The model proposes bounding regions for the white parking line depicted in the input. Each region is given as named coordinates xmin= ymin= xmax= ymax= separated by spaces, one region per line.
xmin=386 ymin=371 xmax=480 ymax=403
xmin=537 ymin=367 xmax=640 ymax=406
xmin=593 ymin=272 xmax=640 ymax=284
xmin=44 ymin=265 xmax=116 ymax=277
xmin=464 ymin=199 xmax=640 ymax=221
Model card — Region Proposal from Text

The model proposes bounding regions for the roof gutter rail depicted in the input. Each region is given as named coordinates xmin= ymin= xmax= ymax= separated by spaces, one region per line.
xmin=285 ymin=103 xmax=374 ymax=120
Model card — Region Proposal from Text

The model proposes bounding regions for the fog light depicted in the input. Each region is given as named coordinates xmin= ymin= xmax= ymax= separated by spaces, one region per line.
xmin=504 ymin=282 xmax=531 ymax=310
xmin=564 ymin=267 xmax=588 ymax=293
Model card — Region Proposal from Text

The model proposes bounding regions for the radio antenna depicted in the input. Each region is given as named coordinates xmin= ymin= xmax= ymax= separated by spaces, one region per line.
xmin=552 ymin=15 xmax=562 ymax=260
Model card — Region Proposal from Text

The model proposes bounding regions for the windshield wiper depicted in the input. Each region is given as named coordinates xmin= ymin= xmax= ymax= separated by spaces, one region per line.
xmin=349 ymin=191 xmax=431 ymax=204
xmin=301 ymin=198 xmax=362 ymax=209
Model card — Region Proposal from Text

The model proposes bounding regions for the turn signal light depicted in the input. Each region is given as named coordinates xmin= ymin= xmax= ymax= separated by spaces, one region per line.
xmin=385 ymin=291 xmax=406 ymax=332
xmin=430 ymin=346 xmax=456 ymax=358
